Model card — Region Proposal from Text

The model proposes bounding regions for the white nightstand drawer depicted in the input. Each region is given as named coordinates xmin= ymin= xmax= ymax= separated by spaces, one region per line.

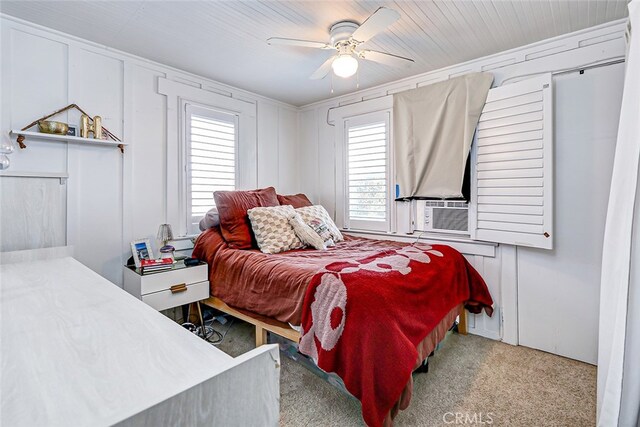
xmin=142 ymin=280 xmax=209 ymax=311
xmin=138 ymin=264 xmax=208 ymax=295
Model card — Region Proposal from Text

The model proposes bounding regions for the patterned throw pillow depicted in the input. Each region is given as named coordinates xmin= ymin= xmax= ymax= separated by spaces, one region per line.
xmin=295 ymin=205 xmax=343 ymax=242
xmin=288 ymin=213 xmax=332 ymax=250
xmin=247 ymin=205 xmax=304 ymax=254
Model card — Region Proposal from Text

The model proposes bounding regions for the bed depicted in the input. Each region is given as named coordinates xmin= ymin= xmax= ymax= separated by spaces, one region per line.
xmin=194 ymin=225 xmax=493 ymax=427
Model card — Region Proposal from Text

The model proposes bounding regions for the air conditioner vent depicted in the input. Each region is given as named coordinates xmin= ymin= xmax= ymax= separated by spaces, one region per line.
xmin=415 ymin=200 xmax=469 ymax=235
xmin=433 ymin=208 xmax=468 ymax=232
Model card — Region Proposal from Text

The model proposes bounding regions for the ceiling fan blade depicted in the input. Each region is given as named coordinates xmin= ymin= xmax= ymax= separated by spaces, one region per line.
xmin=360 ymin=50 xmax=415 ymax=68
xmin=310 ymin=56 xmax=335 ymax=80
xmin=351 ymin=7 xmax=400 ymax=43
xmin=267 ymin=37 xmax=332 ymax=50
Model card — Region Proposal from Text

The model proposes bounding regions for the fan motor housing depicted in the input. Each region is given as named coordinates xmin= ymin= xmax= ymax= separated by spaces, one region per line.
xmin=330 ymin=21 xmax=359 ymax=45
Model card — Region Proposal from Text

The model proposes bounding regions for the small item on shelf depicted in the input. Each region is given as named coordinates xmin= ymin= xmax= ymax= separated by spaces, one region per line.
xmin=38 ymin=120 xmax=68 ymax=135
xmin=159 ymin=245 xmax=175 ymax=261
xmin=131 ymin=238 xmax=154 ymax=268
xmin=140 ymin=258 xmax=174 ymax=274
xmin=184 ymin=257 xmax=201 ymax=267
xmin=66 ymin=126 xmax=77 ymax=136
xmin=80 ymin=114 xmax=102 ymax=139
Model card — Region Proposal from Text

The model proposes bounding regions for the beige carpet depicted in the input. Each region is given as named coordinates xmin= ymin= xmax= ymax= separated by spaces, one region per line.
xmin=216 ymin=321 xmax=596 ymax=427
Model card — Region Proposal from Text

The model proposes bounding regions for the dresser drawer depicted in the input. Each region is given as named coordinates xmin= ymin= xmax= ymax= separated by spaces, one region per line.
xmin=142 ymin=280 xmax=209 ymax=311
xmin=138 ymin=264 xmax=208 ymax=295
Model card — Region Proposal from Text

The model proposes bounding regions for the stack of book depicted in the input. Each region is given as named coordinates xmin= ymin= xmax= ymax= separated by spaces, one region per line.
xmin=140 ymin=258 xmax=174 ymax=274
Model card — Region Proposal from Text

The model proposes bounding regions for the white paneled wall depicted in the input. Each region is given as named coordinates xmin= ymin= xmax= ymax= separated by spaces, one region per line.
xmin=0 ymin=14 xmax=628 ymax=364
xmin=295 ymin=20 xmax=627 ymax=362
xmin=517 ymin=63 xmax=624 ymax=364
xmin=0 ymin=16 xmax=299 ymax=286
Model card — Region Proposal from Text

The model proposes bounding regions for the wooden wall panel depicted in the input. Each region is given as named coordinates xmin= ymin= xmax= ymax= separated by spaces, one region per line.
xmin=7 ymin=29 xmax=68 ymax=173
xmin=296 ymin=109 xmax=318 ymax=205
xmin=277 ymin=107 xmax=298 ymax=194
xmin=0 ymin=177 xmax=66 ymax=252
xmin=67 ymin=47 xmax=124 ymax=285
xmin=128 ymin=65 xmax=167 ymax=247
xmin=257 ymin=101 xmax=279 ymax=189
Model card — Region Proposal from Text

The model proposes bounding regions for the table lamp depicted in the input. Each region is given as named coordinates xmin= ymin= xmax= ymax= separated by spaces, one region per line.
xmin=157 ymin=224 xmax=175 ymax=261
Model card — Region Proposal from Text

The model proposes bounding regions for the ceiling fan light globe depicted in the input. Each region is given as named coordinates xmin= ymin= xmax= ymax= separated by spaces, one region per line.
xmin=332 ymin=54 xmax=358 ymax=78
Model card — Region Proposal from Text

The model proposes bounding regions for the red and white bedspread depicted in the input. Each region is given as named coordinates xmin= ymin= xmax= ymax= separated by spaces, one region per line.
xmin=298 ymin=243 xmax=493 ymax=427
xmin=193 ymin=229 xmax=493 ymax=426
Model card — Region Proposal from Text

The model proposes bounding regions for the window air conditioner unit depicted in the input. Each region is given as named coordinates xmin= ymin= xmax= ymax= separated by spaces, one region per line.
xmin=415 ymin=200 xmax=469 ymax=234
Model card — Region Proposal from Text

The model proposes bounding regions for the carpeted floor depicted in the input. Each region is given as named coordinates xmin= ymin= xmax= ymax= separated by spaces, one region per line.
xmin=216 ymin=320 xmax=596 ymax=427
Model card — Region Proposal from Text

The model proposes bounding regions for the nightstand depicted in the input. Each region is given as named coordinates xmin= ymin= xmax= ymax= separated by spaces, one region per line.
xmin=123 ymin=260 xmax=209 ymax=312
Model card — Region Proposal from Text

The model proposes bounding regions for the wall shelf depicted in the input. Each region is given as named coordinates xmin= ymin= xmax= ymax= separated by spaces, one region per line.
xmin=10 ymin=130 xmax=126 ymax=153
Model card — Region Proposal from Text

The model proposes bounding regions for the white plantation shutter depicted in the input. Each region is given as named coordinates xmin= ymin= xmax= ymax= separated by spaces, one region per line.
xmin=470 ymin=74 xmax=553 ymax=249
xmin=186 ymin=104 xmax=238 ymax=234
xmin=345 ymin=113 xmax=391 ymax=232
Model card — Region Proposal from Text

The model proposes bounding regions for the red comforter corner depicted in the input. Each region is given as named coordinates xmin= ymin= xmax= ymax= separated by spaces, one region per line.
xmin=298 ymin=243 xmax=493 ymax=427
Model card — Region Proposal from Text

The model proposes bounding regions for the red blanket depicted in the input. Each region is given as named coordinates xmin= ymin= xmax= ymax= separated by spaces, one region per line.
xmin=298 ymin=243 xmax=493 ymax=427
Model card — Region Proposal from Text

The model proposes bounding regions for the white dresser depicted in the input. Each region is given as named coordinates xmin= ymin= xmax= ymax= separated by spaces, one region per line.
xmin=1 ymin=248 xmax=280 ymax=427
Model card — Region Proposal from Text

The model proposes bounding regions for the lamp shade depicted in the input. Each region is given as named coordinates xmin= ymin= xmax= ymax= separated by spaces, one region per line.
xmin=157 ymin=224 xmax=174 ymax=245
xmin=332 ymin=54 xmax=359 ymax=78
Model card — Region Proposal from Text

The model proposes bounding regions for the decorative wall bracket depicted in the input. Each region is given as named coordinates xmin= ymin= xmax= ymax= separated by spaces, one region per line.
xmin=14 ymin=103 xmax=124 ymax=153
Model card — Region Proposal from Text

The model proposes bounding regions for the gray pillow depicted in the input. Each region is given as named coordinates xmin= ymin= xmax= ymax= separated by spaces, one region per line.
xmin=199 ymin=208 xmax=220 ymax=231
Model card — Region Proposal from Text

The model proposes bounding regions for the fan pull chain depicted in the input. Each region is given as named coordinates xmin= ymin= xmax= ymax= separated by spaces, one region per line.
xmin=356 ymin=69 xmax=360 ymax=89
xmin=331 ymin=72 xmax=334 ymax=94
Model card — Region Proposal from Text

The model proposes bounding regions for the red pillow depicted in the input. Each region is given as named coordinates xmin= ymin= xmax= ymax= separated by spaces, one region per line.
xmin=277 ymin=193 xmax=313 ymax=208
xmin=214 ymin=187 xmax=279 ymax=249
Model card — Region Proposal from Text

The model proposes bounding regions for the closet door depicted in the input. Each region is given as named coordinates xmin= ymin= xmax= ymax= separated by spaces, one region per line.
xmin=469 ymin=74 xmax=553 ymax=249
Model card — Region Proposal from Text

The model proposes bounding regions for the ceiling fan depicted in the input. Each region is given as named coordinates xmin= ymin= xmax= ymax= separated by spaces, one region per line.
xmin=267 ymin=7 xmax=415 ymax=80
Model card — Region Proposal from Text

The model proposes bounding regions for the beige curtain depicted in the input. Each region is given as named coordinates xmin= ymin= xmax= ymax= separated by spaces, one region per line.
xmin=393 ymin=72 xmax=494 ymax=199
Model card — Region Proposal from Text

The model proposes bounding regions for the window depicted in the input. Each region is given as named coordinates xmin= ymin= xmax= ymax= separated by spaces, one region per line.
xmin=344 ymin=112 xmax=391 ymax=232
xmin=185 ymin=104 xmax=238 ymax=234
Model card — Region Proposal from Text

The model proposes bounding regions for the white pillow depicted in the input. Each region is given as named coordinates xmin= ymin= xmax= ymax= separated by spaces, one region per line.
xmin=288 ymin=213 xmax=332 ymax=250
xmin=199 ymin=207 xmax=220 ymax=231
xmin=295 ymin=205 xmax=343 ymax=242
xmin=247 ymin=205 xmax=304 ymax=254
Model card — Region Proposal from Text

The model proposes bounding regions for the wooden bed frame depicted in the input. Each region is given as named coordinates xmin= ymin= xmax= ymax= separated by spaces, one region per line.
xmin=201 ymin=296 xmax=467 ymax=347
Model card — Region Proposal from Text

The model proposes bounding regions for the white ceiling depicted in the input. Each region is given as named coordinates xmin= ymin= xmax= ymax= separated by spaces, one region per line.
xmin=0 ymin=1 xmax=629 ymax=106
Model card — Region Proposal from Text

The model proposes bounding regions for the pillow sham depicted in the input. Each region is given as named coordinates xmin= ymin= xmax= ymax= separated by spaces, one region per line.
xmin=198 ymin=207 xmax=220 ymax=231
xmin=214 ymin=187 xmax=279 ymax=249
xmin=288 ymin=213 xmax=333 ymax=250
xmin=277 ymin=193 xmax=313 ymax=208
xmin=295 ymin=205 xmax=343 ymax=242
xmin=248 ymin=205 xmax=304 ymax=254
